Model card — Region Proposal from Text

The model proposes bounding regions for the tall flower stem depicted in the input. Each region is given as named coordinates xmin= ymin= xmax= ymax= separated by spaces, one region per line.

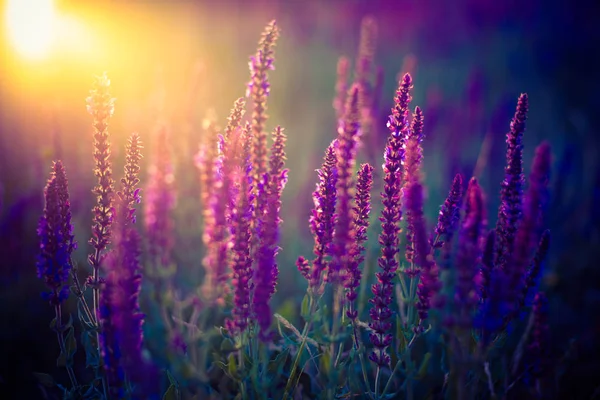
xmin=54 ymin=303 xmax=77 ymax=387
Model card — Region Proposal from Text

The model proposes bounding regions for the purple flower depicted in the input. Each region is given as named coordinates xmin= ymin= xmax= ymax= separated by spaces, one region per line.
xmin=195 ymin=115 xmax=219 ymax=247
xmin=37 ymin=161 xmax=76 ymax=305
xmin=520 ymin=229 xmax=550 ymax=309
xmin=87 ymin=72 xmax=115 ymax=272
xmin=331 ymin=84 xmax=361 ymax=286
xmin=406 ymin=181 xmax=441 ymax=327
xmin=248 ymin=20 xmax=280 ymax=227
xmin=253 ymin=126 xmax=287 ymax=340
xmin=346 ymin=163 xmax=373 ymax=320
xmin=227 ymin=126 xmax=254 ymax=335
xmin=528 ymin=292 xmax=550 ymax=378
xmin=403 ymin=106 xmax=425 ymax=268
xmin=333 ymin=56 xmax=350 ymax=121
xmin=479 ymin=230 xmax=496 ymax=303
xmin=144 ymin=125 xmax=175 ymax=268
xmin=369 ymin=73 xmax=412 ymax=367
xmin=495 ymin=94 xmax=528 ymax=271
xmin=433 ymin=173 xmax=463 ymax=251
xmin=453 ymin=178 xmax=485 ymax=330
xmin=506 ymin=142 xmax=552 ymax=318
xmin=307 ymin=141 xmax=338 ymax=291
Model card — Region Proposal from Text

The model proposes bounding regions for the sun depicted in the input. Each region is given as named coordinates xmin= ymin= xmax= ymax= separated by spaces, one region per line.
xmin=5 ymin=0 xmax=57 ymax=60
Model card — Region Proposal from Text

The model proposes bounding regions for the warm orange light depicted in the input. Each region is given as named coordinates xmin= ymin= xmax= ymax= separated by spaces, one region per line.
xmin=5 ymin=0 xmax=57 ymax=60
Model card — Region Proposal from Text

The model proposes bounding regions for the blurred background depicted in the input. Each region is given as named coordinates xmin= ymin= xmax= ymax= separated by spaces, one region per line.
xmin=1 ymin=0 xmax=599 ymax=398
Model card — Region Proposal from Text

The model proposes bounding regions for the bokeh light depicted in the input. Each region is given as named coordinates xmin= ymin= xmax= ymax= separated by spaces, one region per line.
xmin=5 ymin=0 xmax=57 ymax=60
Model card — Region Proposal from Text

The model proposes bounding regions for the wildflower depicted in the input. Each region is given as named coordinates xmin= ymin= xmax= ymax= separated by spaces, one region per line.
xmin=333 ymin=56 xmax=350 ymax=121
xmin=495 ymin=94 xmax=528 ymax=270
xmin=330 ymin=85 xmax=361 ymax=285
xmin=403 ymin=106 xmax=425 ymax=268
xmin=144 ymin=125 xmax=175 ymax=268
xmin=307 ymin=141 xmax=338 ymax=291
xmin=435 ymin=174 xmax=463 ymax=250
xmin=248 ymin=20 xmax=280 ymax=215
xmin=369 ymin=73 xmax=412 ymax=367
xmin=406 ymin=181 xmax=441 ymax=326
xmin=506 ymin=142 xmax=552 ymax=318
xmin=87 ymin=72 xmax=115 ymax=271
xmin=37 ymin=161 xmax=75 ymax=305
xmin=454 ymin=178 xmax=485 ymax=329
xmin=253 ymin=126 xmax=288 ymax=340
xmin=195 ymin=112 xmax=219 ymax=247
xmin=520 ymin=230 xmax=550 ymax=308
xmin=346 ymin=163 xmax=373 ymax=320
xmin=479 ymin=230 xmax=495 ymax=303
xmin=227 ymin=126 xmax=254 ymax=335
xmin=528 ymin=292 xmax=550 ymax=378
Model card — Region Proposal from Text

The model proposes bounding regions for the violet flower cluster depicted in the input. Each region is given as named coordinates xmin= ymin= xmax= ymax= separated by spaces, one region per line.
xmin=369 ymin=73 xmax=412 ymax=367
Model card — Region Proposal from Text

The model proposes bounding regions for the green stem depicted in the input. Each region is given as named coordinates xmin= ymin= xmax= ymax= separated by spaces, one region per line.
xmin=282 ymin=296 xmax=317 ymax=399
xmin=374 ymin=366 xmax=381 ymax=399
xmin=54 ymin=303 xmax=78 ymax=388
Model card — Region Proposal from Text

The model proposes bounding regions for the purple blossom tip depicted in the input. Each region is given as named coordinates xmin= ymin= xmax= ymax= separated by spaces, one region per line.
xmin=37 ymin=161 xmax=75 ymax=305
xmin=434 ymin=173 xmax=463 ymax=250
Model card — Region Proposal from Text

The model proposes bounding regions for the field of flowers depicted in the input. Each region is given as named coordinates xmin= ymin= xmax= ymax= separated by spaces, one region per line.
xmin=1 ymin=1 xmax=599 ymax=400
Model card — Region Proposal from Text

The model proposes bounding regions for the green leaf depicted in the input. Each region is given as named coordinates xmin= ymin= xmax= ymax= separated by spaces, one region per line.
xmin=81 ymin=331 xmax=99 ymax=369
xmin=227 ymin=353 xmax=240 ymax=380
xmin=300 ymin=294 xmax=310 ymax=320
xmin=416 ymin=352 xmax=432 ymax=379
xmin=220 ymin=338 xmax=236 ymax=353
xmin=166 ymin=369 xmax=179 ymax=388
xmin=319 ymin=350 xmax=331 ymax=377
xmin=162 ymin=384 xmax=178 ymax=400
xmin=267 ymin=348 xmax=290 ymax=377
xmin=33 ymin=372 xmax=55 ymax=388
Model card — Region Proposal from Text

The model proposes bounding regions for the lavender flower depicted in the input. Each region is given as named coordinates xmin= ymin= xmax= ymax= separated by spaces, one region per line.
xmin=453 ymin=178 xmax=485 ymax=330
xmin=528 ymin=292 xmax=550 ymax=378
xmin=248 ymin=20 xmax=280 ymax=222
xmin=333 ymin=56 xmax=350 ymax=121
xmin=98 ymin=273 xmax=125 ymax=399
xmin=434 ymin=174 xmax=463 ymax=250
xmin=403 ymin=106 xmax=424 ymax=267
xmin=87 ymin=73 xmax=115 ymax=304
xmin=520 ymin=230 xmax=550 ymax=309
xmin=495 ymin=94 xmax=528 ymax=270
xmin=331 ymin=85 xmax=361 ymax=285
xmin=369 ymin=73 xmax=412 ymax=367
xmin=253 ymin=126 xmax=287 ymax=340
xmin=226 ymin=126 xmax=254 ymax=336
xmin=144 ymin=125 xmax=175 ymax=268
xmin=346 ymin=163 xmax=373 ymax=320
xmin=195 ymin=114 xmax=219 ymax=247
xmin=307 ymin=141 xmax=338 ymax=291
xmin=479 ymin=230 xmax=496 ymax=303
xmin=37 ymin=161 xmax=75 ymax=305
xmin=406 ymin=181 xmax=441 ymax=326
xmin=506 ymin=142 xmax=552 ymax=318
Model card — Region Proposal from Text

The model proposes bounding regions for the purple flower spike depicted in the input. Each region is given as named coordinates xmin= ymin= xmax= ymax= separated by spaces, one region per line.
xmin=331 ymin=84 xmax=361 ymax=286
xmin=403 ymin=106 xmax=425 ymax=267
xmin=253 ymin=126 xmax=287 ymax=341
xmin=88 ymin=73 xmax=115 ymax=271
xmin=249 ymin=20 xmax=280 ymax=222
xmin=479 ymin=230 xmax=496 ymax=303
xmin=454 ymin=178 xmax=485 ymax=330
xmin=144 ymin=126 xmax=175 ymax=268
xmin=333 ymin=56 xmax=350 ymax=121
xmin=506 ymin=142 xmax=551 ymax=318
xmin=346 ymin=163 xmax=373 ymax=320
xmin=434 ymin=173 xmax=464 ymax=250
xmin=308 ymin=141 xmax=338 ymax=290
xmin=495 ymin=94 xmax=528 ymax=271
xmin=227 ymin=126 xmax=254 ymax=336
xmin=520 ymin=229 xmax=550 ymax=308
xmin=369 ymin=73 xmax=412 ymax=367
xmin=406 ymin=181 xmax=441 ymax=327
xmin=528 ymin=292 xmax=550 ymax=378
xmin=37 ymin=161 xmax=76 ymax=305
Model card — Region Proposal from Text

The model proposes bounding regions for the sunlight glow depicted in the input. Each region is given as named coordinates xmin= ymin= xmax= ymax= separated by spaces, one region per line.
xmin=6 ymin=0 xmax=57 ymax=60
